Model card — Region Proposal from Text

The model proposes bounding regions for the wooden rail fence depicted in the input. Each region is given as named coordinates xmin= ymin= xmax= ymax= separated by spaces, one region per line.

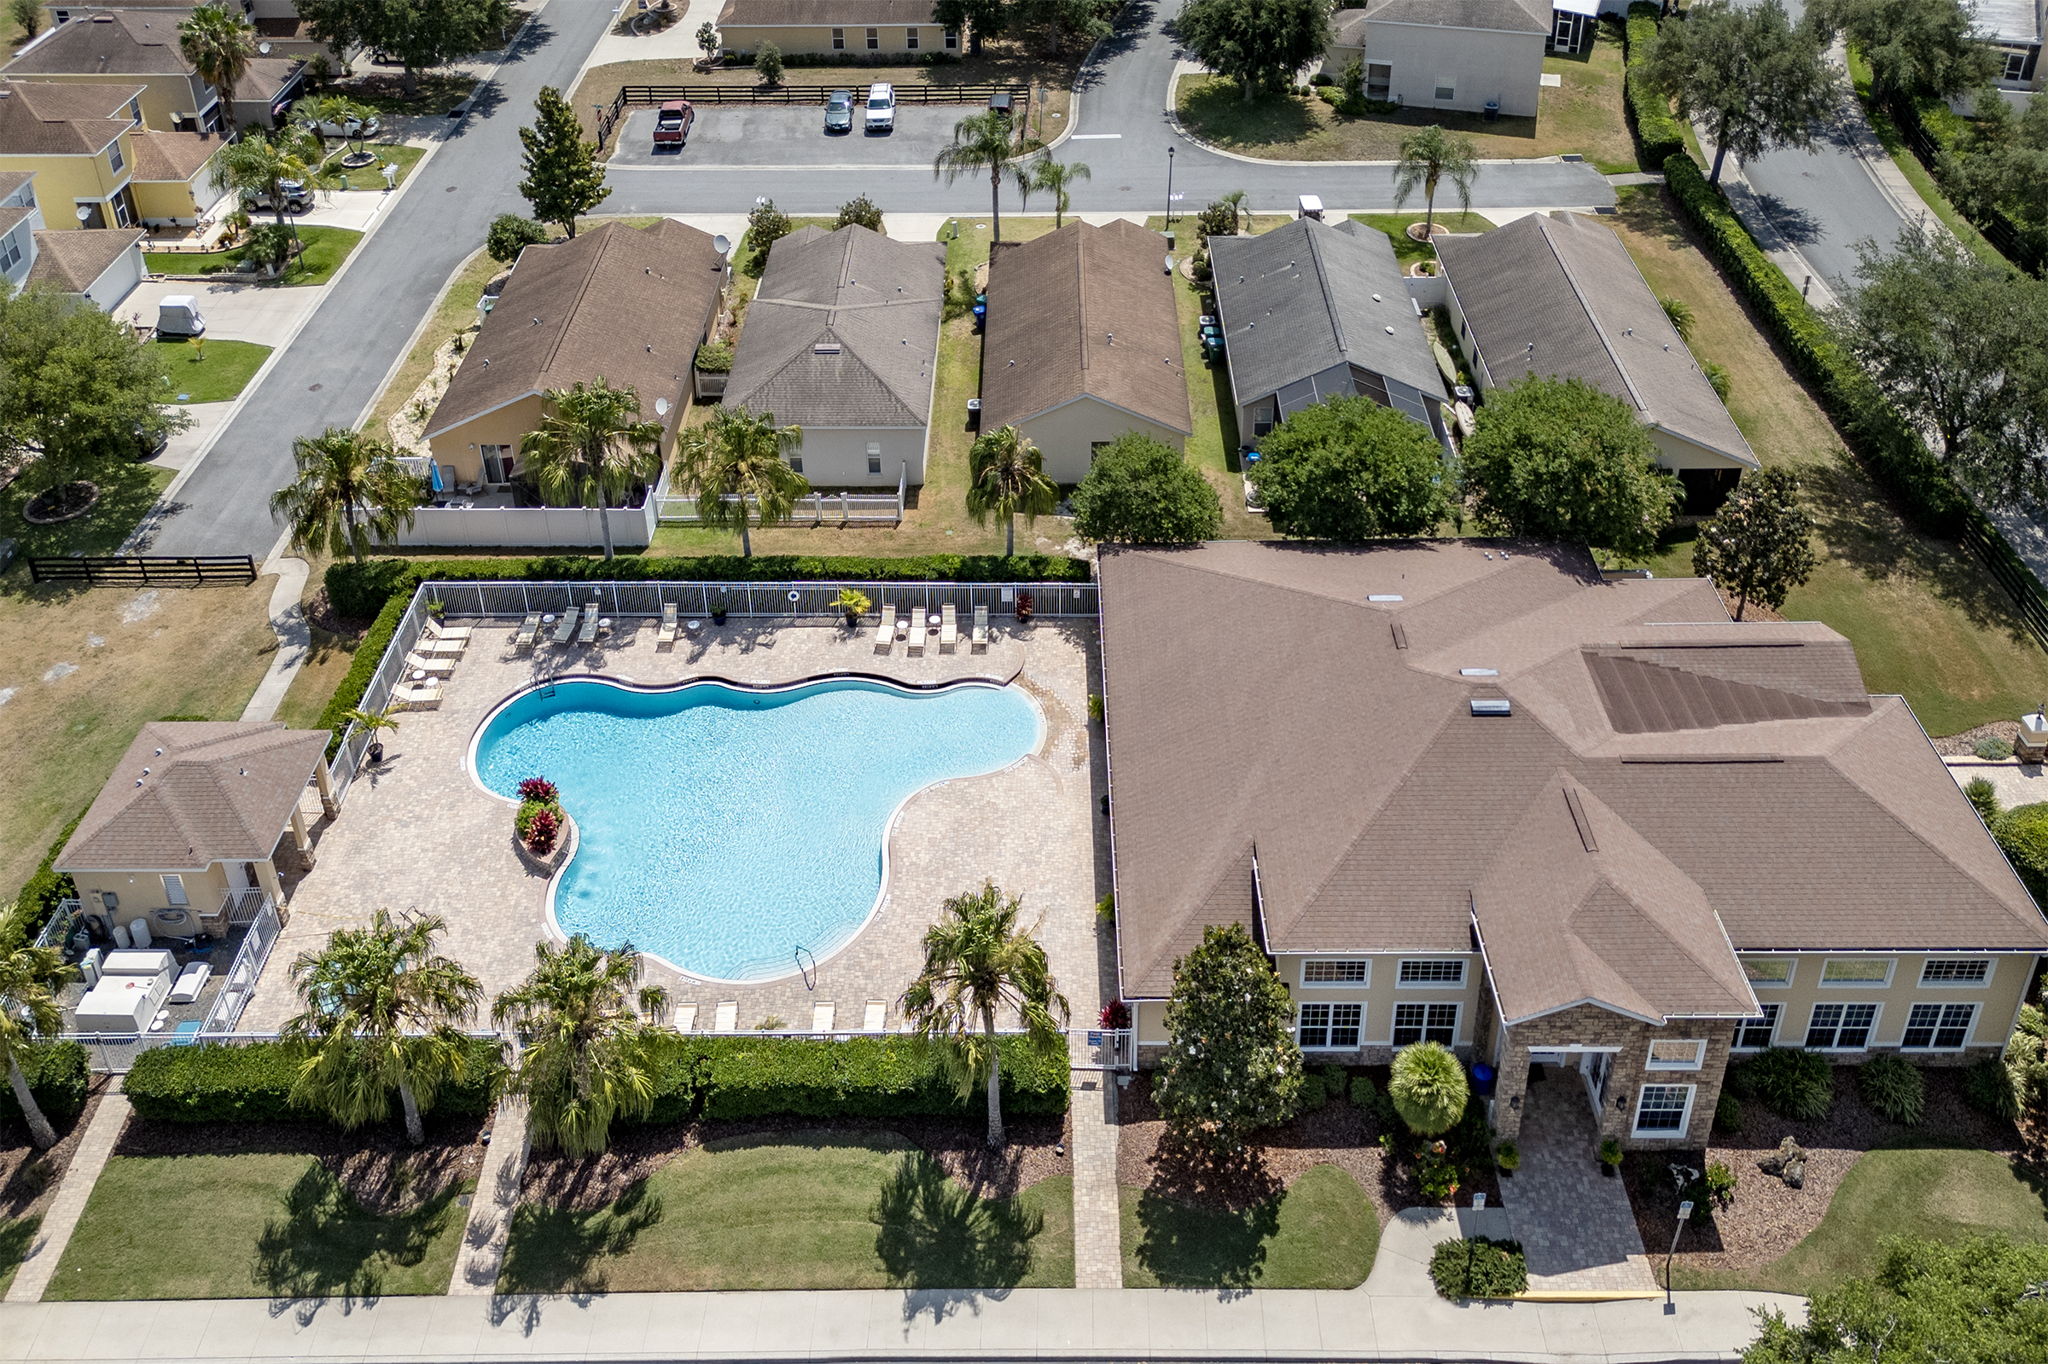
xmin=28 ymin=555 xmax=258 ymax=586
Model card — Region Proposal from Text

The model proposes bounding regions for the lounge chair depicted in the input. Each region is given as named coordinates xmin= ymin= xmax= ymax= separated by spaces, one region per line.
xmin=551 ymin=607 xmax=581 ymax=645
xmin=403 ymin=651 xmax=457 ymax=677
xmin=413 ymin=634 xmax=465 ymax=657
xmin=513 ymin=612 xmax=542 ymax=651
xmin=873 ymin=603 xmax=896 ymax=653
xmin=578 ymin=603 xmax=601 ymax=645
xmin=423 ymin=618 xmax=473 ymax=643
xmin=656 ymin=602 xmax=679 ymax=648
xmin=168 ymin=961 xmax=211 ymax=1004
xmin=971 ymin=604 xmax=989 ymax=653
xmin=393 ymin=680 xmax=442 ymax=710
xmin=939 ymin=603 xmax=958 ymax=652
xmin=907 ymin=617 xmax=926 ymax=656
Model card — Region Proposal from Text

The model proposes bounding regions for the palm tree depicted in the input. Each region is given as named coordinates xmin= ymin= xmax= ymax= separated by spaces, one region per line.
xmin=271 ymin=426 xmax=426 ymax=563
xmin=933 ymin=110 xmax=1044 ymax=245
xmin=297 ymin=94 xmax=376 ymax=158
xmin=517 ymin=380 xmax=664 ymax=560
xmin=965 ymin=424 xmax=1058 ymax=557
xmin=901 ymin=882 xmax=1069 ymax=1149
xmin=1215 ymin=187 xmax=1252 ymax=236
xmin=1029 ymin=158 xmax=1091 ymax=229
xmin=0 ymin=909 xmax=75 ymax=1150
xmin=177 ymin=1 xmax=254 ymax=135
xmin=673 ymin=406 xmax=810 ymax=558
xmin=1660 ymin=295 xmax=1696 ymax=343
xmin=281 ymin=910 xmax=483 ymax=1146
xmin=1391 ymin=125 xmax=1480 ymax=239
xmin=212 ymin=125 xmax=318 ymax=230
xmin=492 ymin=936 xmax=670 ymax=1157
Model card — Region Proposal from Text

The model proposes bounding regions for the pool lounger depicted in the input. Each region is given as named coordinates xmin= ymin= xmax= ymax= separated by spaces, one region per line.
xmin=873 ymin=602 xmax=896 ymax=652
xmin=404 ymin=650 xmax=457 ymax=677
xmin=657 ymin=603 xmax=679 ymax=647
xmin=393 ymin=680 xmax=442 ymax=710
xmin=551 ymin=607 xmax=581 ymax=645
xmin=414 ymin=635 xmax=465 ymax=656
xmin=513 ymin=612 xmax=543 ymax=651
xmin=578 ymin=603 xmax=601 ymax=645
xmin=939 ymin=603 xmax=958 ymax=652
xmin=424 ymin=618 xmax=473 ymax=644
xmin=971 ymin=605 xmax=989 ymax=652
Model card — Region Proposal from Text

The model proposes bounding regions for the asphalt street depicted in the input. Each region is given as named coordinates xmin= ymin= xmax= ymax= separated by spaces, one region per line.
xmin=1728 ymin=85 xmax=1916 ymax=290
xmin=141 ymin=0 xmax=623 ymax=558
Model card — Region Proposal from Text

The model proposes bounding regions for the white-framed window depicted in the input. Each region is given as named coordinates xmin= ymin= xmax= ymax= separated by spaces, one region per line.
xmin=1298 ymin=1002 xmax=1362 ymax=1048
xmin=2004 ymin=49 xmax=2029 ymax=82
xmin=1633 ymin=1083 xmax=1695 ymax=1137
xmin=1820 ymin=958 xmax=1893 ymax=987
xmin=1392 ymin=1002 xmax=1457 ymax=1046
xmin=1734 ymin=1004 xmax=1781 ymax=1051
xmin=944 ymin=28 xmax=960 ymax=49
xmin=866 ymin=26 xmax=880 ymax=49
xmin=0 ymin=230 xmax=20 ymax=274
xmin=867 ymin=455 xmax=883 ymax=475
xmin=161 ymin=874 xmax=188 ymax=906
xmin=1920 ymin=959 xmax=1991 ymax=986
xmin=1302 ymin=959 xmax=1370 ymax=986
xmin=831 ymin=26 xmax=845 ymax=49
xmin=1434 ymin=76 xmax=1455 ymax=102
xmin=108 ymin=140 xmax=124 ymax=174
xmin=1397 ymin=959 xmax=1464 ymax=987
xmin=1647 ymin=1038 xmax=1707 ymax=1071
xmin=1902 ymin=1002 xmax=1976 ymax=1050
xmin=788 ymin=455 xmax=804 ymax=474
xmin=1806 ymin=1002 xmax=1879 ymax=1050
xmin=1743 ymin=958 xmax=1794 ymax=987
xmin=905 ymin=27 xmax=918 ymax=48
xmin=1365 ymin=62 xmax=1392 ymax=100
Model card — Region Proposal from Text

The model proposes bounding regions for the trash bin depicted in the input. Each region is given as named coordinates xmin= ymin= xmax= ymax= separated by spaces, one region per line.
xmin=1472 ymin=1061 xmax=1496 ymax=1096
xmin=966 ymin=397 xmax=982 ymax=431
xmin=1484 ymin=100 xmax=1500 ymax=122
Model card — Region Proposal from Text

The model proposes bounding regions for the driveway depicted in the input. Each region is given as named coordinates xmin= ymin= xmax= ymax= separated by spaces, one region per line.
xmin=123 ymin=278 xmax=322 ymax=348
xmin=608 ymin=105 xmax=964 ymax=167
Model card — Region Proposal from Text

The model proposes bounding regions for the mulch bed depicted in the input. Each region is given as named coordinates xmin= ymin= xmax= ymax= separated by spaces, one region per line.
xmin=1933 ymin=720 xmax=2023 ymax=756
xmin=1 ymin=1085 xmax=109 ymax=1222
xmin=1116 ymin=1071 xmax=1501 ymax=1217
xmin=113 ymin=1112 xmax=490 ymax=1216
xmin=1622 ymin=1066 xmax=2026 ymax=1277
xmin=520 ymin=1110 xmax=1072 ymax=1213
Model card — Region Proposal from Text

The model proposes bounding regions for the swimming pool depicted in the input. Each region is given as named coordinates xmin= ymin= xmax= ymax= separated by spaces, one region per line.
xmin=471 ymin=676 xmax=1042 ymax=981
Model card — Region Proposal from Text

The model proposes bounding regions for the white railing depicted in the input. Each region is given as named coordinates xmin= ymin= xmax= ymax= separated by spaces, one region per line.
xmin=35 ymin=899 xmax=82 ymax=951
xmin=200 ymin=898 xmax=281 ymax=1034
xmin=418 ymin=578 xmax=1100 ymax=624
xmin=211 ymin=888 xmax=269 ymax=927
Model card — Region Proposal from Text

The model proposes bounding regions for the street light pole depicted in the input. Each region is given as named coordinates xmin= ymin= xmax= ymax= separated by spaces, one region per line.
xmin=1165 ymin=145 xmax=1175 ymax=231
xmin=1665 ymin=1200 xmax=1694 ymax=1311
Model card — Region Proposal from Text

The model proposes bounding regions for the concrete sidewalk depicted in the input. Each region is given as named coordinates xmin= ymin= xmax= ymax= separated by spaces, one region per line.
xmin=0 ymin=1284 xmax=1800 ymax=1362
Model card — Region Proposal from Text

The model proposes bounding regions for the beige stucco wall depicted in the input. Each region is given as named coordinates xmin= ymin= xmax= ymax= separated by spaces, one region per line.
xmin=1018 ymin=398 xmax=1187 ymax=486
xmin=71 ymin=861 xmax=250 ymax=940
xmin=1736 ymin=951 xmax=2037 ymax=1058
xmin=783 ymin=424 xmax=925 ymax=487
xmin=1130 ymin=951 xmax=1484 ymax=1056
xmin=720 ymin=23 xmax=954 ymax=57
xmin=426 ymin=394 xmax=548 ymax=486
xmin=1324 ymin=21 xmax=1546 ymax=119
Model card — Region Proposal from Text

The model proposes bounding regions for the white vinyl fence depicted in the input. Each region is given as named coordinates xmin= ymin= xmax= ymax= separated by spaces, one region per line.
xmin=380 ymin=497 xmax=658 ymax=551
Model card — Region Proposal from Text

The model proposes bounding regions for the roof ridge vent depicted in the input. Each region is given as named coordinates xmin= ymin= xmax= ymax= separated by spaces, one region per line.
xmin=1563 ymin=786 xmax=1598 ymax=852
xmin=1367 ymin=593 xmax=1403 ymax=602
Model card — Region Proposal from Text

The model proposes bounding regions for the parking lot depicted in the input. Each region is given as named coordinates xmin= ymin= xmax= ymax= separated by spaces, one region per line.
xmin=609 ymin=104 xmax=975 ymax=167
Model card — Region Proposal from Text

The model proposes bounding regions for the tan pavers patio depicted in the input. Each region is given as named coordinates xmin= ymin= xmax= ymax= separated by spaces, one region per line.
xmin=1502 ymin=1071 xmax=1657 ymax=1292
xmin=241 ymin=617 xmax=1111 ymax=1037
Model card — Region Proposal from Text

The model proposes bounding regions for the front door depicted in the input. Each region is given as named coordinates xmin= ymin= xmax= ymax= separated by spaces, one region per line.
xmin=1580 ymin=1050 xmax=1613 ymax=1117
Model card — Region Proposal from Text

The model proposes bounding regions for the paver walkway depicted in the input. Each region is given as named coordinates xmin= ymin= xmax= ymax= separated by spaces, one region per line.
xmin=1067 ymin=1068 xmax=1122 ymax=1288
xmin=447 ymin=1099 xmax=530 ymax=1296
xmin=4 ymin=1080 xmax=128 ymax=1304
xmin=237 ymin=556 xmax=311 ymax=724
xmin=1500 ymin=1073 xmax=1656 ymax=1291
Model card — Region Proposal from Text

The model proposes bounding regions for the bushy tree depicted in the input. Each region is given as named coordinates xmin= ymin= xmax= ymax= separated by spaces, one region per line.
xmin=1691 ymin=467 xmax=1818 ymax=619
xmin=1389 ymin=1041 xmax=1469 ymax=1136
xmin=486 ymin=213 xmax=550 ymax=263
xmin=696 ymin=20 xmax=719 ymax=61
xmin=1644 ymin=0 xmax=1834 ymax=184
xmin=1069 ymin=433 xmax=1222 ymax=544
xmin=1993 ymin=802 xmax=2048 ymax=907
xmin=835 ymin=194 xmax=884 ymax=231
xmin=1252 ymin=396 xmax=1452 ymax=540
xmin=1154 ymin=923 xmax=1303 ymax=1153
xmin=9 ymin=0 xmax=44 ymax=43
xmin=755 ymin=39 xmax=784 ymax=86
xmin=1742 ymin=1236 xmax=2048 ymax=1364
xmin=299 ymin=0 xmax=511 ymax=99
xmin=1809 ymin=0 xmax=1999 ymax=103
xmin=1010 ymin=0 xmax=1110 ymax=55
xmin=518 ymin=85 xmax=609 ymax=238
xmin=743 ymin=197 xmax=793 ymax=275
xmin=1460 ymin=376 xmax=1677 ymax=558
xmin=1178 ymin=0 xmax=1333 ymax=102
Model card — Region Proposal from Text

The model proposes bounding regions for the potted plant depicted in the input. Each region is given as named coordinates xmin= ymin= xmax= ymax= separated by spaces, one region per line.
xmin=342 ymin=705 xmax=400 ymax=764
xmin=1494 ymin=1139 xmax=1520 ymax=1178
xmin=1597 ymin=1136 xmax=1624 ymax=1176
xmin=709 ymin=596 xmax=730 ymax=626
xmin=425 ymin=598 xmax=446 ymax=619
xmin=834 ymin=587 xmax=871 ymax=629
xmin=1015 ymin=590 xmax=1036 ymax=623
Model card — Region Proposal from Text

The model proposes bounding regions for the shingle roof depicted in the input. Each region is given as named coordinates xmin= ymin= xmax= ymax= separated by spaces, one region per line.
xmin=1209 ymin=217 xmax=1446 ymax=414
xmin=0 ymin=79 xmax=139 ymax=155
xmin=1363 ymin=0 xmax=1550 ymax=32
xmin=981 ymin=220 xmax=1190 ymax=437
xmin=233 ymin=55 xmax=303 ymax=103
xmin=0 ymin=168 xmax=33 ymax=198
xmin=426 ymin=219 xmax=727 ymax=439
xmin=1436 ymin=212 xmax=1758 ymax=467
xmin=126 ymin=127 xmax=221 ymax=181
xmin=57 ymin=722 xmax=330 ymax=872
xmin=1099 ymin=542 xmax=2048 ymax=1004
xmin=3 ymin=12 xmax=193 ymax=76
xmin=717 ymin=0 xmax=941 ymax=24
xmin=724 ymin=224 xmax=945 ymax=429
xmin=0 ymin=205 xmax=31 ymax=234
xmin=26 ymin=226 xmax=141 ymax=292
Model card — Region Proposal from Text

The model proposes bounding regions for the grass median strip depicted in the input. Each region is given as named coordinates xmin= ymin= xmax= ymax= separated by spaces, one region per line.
xmin=146 ymin=226 xmax=363 ymax=288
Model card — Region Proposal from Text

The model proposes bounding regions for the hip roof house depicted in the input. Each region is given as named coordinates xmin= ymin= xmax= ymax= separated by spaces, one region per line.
xmin=714 ymin=0 xmax=960 ymax=56
xmin=980 ymin=219 xmax=1190 ymax=484
xmin=724 ymin=223 xmax=945 ymax=489
xmin=1324 ymin=0 xmax=1555 ymax=117
xmin=3 ymin=11 xmax=304 ymax=131
xmin=1098 ymin=541 xmax=2048 ymax=1151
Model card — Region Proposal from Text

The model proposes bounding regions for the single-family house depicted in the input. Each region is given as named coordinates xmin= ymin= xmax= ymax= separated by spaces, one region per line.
xmin=0 ymin=79 xmax=145 ymax=229
xmin=424 ymin=218 xmax=728 ymax=495
xmin=979 ymin=220 xmax=1191 ymax=485
xmin=0 ymin=169 xmax=43 ymax=288
xmin=126 ymin=127 xmax=226 ymax=226
xmin=3 ymin=11 xmax=305 ymax=132
xmin=724 ymin=223 xmax=944 ymax=488
xmin=1209 ymin=215 xmax=1449 ymax=447
xmin=1435 ymin=211 xmax=1757 ymax=509
xmin=1973 ymin=0 xmax=2043 ymax=91
xmin=714 ymin=0 xmax=960 ymax=58
xmin=26 ymin=220 xmax=145 ymax=306
xmin=55 ymin=720 xmax=337 ymax=944
xmin=1322 ymin=0 xmax=1552 ymax=117
xmin=1099 ymin=540 xmax=2048 ymax=1151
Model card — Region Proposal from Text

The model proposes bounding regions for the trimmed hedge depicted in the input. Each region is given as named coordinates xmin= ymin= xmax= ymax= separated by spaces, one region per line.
xmin=658 ymin=1034 xmax=1071 ymax=1123
xmin=1430 ymin=1236 xmax=1528 ymax=1299
xmin=0 ymin=1041 xmax=90 ymax=1128
xmin=316 ymin=585 xmax=412 ymax=757
xmin=1623 ymin=4 xmax=1685 ymax=170
xmin=12 ymin=805 xmax=89 ymax=932
xmin=125 ymin=1038 xmax=502 ymax=1124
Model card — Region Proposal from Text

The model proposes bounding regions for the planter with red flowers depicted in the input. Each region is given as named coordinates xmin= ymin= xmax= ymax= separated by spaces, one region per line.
xmin=513 ymin=777 xmax=575 ymax=872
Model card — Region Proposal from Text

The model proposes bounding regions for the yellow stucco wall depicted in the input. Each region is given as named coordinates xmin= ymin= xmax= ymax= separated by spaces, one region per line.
xmin=12 ymin=71 xmax=209 ymax=132
xmin=425 ymin=394 xmax=549 ymax=486
xmin=131 ymin=170 xmax=209 ymax=225
xmin=71 ymin=863 xmax=241 ymax=939
xmin=1737 ymin=952 xmax=2037 ymax=1055
xmin=720 ymin=23 xmax=954 ymax=56
xmin=0 ymin=148 xmax=126 ymax=228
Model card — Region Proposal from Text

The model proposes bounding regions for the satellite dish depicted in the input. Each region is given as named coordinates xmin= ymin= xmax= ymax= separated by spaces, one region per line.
xmin=258 ymin=41 xmax=272 ymax=55
xmin=654 ymin=397 xmax=670 ymax=417
xmin=713 ymin=233 xmax=733 ymax=257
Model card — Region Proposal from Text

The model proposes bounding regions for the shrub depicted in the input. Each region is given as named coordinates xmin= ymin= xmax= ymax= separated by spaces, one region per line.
xmin=1678 ymin=1161 xmax=1737 ymax=1224
xmin=126 ymin=1039 xmax=500 ymax=1123
xmin=1430 ymin=1236 xmax=1527 ymax=1299
xmin=1623 ymin=5 xmax=1686 ymax=169
xmin=693 ymin=340 xmax=733 ymax=373
xmin=1977 ymin=737 xmax=2016 ymax=761
xmin=12 ymin=804 xmax=88 ymax=930
xmin=1857 ymin=1054 xmax=1926 ymax=1125
xmin=1714 ymin=1091 xmax=1743 ymax=1132
xmin=1321 ymin=1063 xmax=1348 ymax=1096
xmin=1098 ymin=999 xmax=1129 ymax=1028
xmin=1298 ymin=1072 xmax=1329 ymax=1111
xmin=834 ymin=194 xmax=884 ymax=232
xmin=1390 ymin=1041 xmax=1470 ymax=1136
xmin=486 ymin=213 xmax=550 ymax=264
xmin=2006 ymin=1004 xmax=2048 ymax=1114
xmin=743 ymin=198 xmax=793 ymax=273
xmin=516 ymin=777 xmax=559 ymax=803
xmin=0 ymin=1041 xmax=89 ymax=1128
xmin=1598 ymin=1136 xmax=1624 ymax=1168
xmin=1702 ymin=359 xmax=1732 ymax=400
xmin=1962 ymin=1054 xmax=2020 ymax=1123
xmin=668 ymin=1034 xmax=1069 ymax=1122
xmin=1733 ymin=1047 xmax=1834 ymax=1121
xmin=1415 ymin=1139 xmax=1460 ymax=1199
xmin=520 ymin=804 xmax=561 ymax=854
xmin=1349 ymin=1074 xmax=1378 ymax=1108
xmin=754 ymin=40 xmax=783 ymax=85
xmin=1494 ymin=1138 xmax=1520 ymax=1173
xmin=1993 ymin=802 xmax=2048 ymax=906
xmin=1966 ymin=776 xmax=2001 ymax=822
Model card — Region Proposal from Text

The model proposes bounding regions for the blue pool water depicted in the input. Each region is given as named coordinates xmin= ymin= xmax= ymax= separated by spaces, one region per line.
xmin=472 ymin=677 xmax=1041 ymax=980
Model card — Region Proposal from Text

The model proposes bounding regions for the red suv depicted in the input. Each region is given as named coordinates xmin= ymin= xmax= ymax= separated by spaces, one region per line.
xmin=653 ymin=99 xmax=695 ymax=149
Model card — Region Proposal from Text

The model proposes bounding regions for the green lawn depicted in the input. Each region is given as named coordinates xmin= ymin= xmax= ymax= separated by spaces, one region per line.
xmin=0 ymin=1215 xmax=38 ymax=1297
xmin=47 ymin=1154 xmax=469 ymax=1300
xmin=1677 ymin=1146 xmax=2048 ymax=1295
xmin=498 ymin=1132 xmax=1073 ymax=1293
xmin=1121 ymin=1164 xmax=1380 ymax=1290
xmin=1349 ymin=211 xmax=1495 ymax=267
xmin=338 ymin=73 xmax=479 ymax=116
xmin=151 ymin=338 xmax=272 ymax=404
xmin=306 ymin=142 xmax=426 ymax=192
xmin=145 ymin=226 xmax=364 ymax=287
xmin=1174 ymin=24 xmax=1636 ymax=172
